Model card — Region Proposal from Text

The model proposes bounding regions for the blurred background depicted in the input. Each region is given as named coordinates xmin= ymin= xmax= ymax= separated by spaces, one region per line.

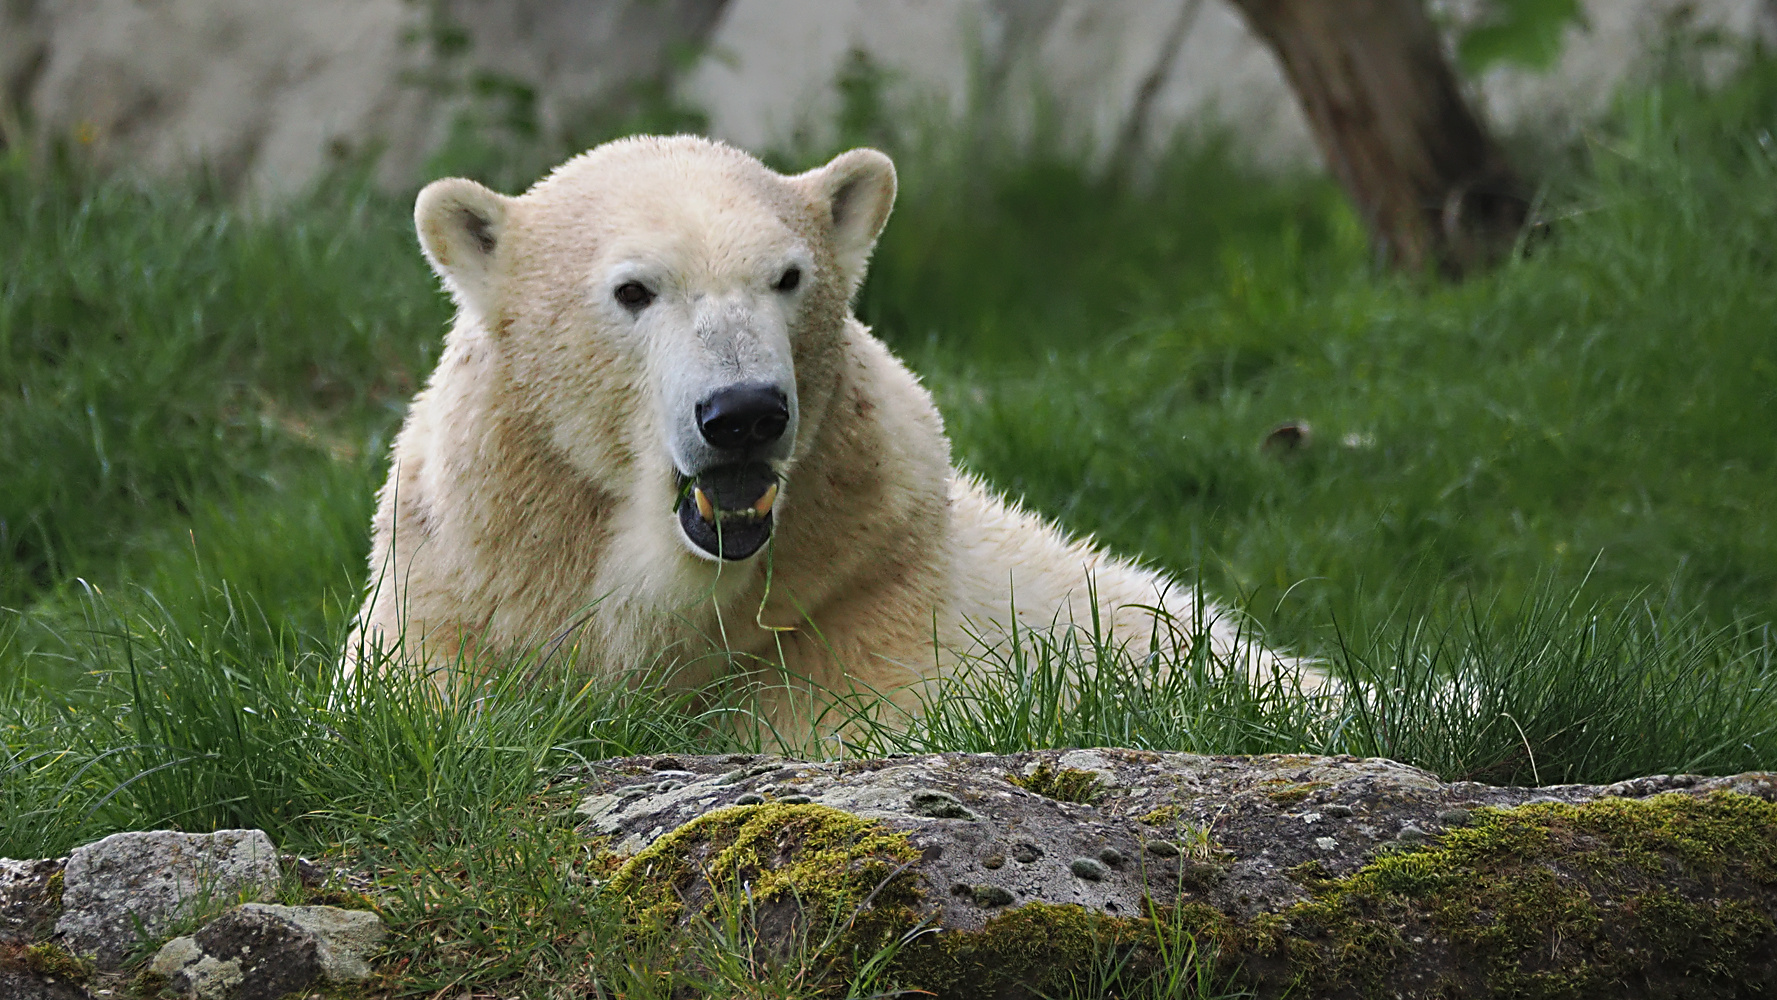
xmin=5 ymin=1 xmax=1775 ymax=198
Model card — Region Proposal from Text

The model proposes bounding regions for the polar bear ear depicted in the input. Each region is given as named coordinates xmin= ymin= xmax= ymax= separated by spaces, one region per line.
xmin=793 ymin=148 xmax=897 ymax=294
xmin=414 ymin=177 xmax=513 ymax=317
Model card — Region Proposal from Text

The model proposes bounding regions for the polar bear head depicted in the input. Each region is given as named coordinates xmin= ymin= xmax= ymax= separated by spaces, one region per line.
xmin=412 ymin=136 xmax=896 ymax=564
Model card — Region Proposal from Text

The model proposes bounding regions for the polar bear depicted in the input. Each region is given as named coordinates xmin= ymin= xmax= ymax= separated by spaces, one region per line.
xmin=355 ymin=135 xmax=1298 ymax=730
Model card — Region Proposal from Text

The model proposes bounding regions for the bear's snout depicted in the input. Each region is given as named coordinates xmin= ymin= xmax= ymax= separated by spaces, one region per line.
xmin=696 ymin=383 xmax=790 ymax=451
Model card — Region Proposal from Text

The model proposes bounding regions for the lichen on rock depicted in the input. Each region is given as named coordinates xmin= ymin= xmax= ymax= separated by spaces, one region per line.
xmin=605 ymin=802 xmax=924 ymax=963
xmin=580 ymin=751 xmax=1777 ymax=998
xmin=1007 ymin=763 xmax=1104 ymax=804
xmin=1269 ymin=791 xmax=1777 ymax=997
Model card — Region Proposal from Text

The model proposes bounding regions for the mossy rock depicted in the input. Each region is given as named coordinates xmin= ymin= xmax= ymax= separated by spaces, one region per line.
xmin=606 ymin=802 xmax=925 ymax=965
xmin=1254 ymin=791 xmax=1777 ymax=998
xmin=589 ymin=752 xmax=1777 ymax=999
xmin=1007 ymin=763 xmax=1104 ymax=804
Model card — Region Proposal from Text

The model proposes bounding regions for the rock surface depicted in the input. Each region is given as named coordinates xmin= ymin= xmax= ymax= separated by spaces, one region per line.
xmin=581 ymin=750 xmax=1777 ymax=998
xmin=0 ymin=857 xmax=65 ymax=945
xmin=53 ymin=829 xmax=281 ymax=970
xmin=0 ymin=965 xmax=89 ymax=1000
xmin=0 ymin=0 xmax=728 ymax=200
xmin=6 ymin=0 xmax=1775 ymax=198
xmin=150 ymin=903 xmax=386 ymax=1000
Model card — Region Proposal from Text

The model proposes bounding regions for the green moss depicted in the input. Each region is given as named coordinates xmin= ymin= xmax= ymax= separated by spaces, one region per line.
xmin=605 ymin=802 xmax=923 ymax=960
xmin=44 ymin=869 xmax=64 ymax=923
xmin=1007 ymin=763 xmax=1104 ymax=804
xmin=1138 ymin=804 xmax=1181 ymax=826
xmin=891 ymin=902 xmax=1151 ymax=997
xmin=605 ymin=792 xmax=1777 ymax=998
xmin=304 ymin=887 xmax=379 ymax=911
xmin=22 ymin=942 xmax=92 ymax=980
xmin=1264 ymin=780 xmax=1331 ymax=805
xmin=1277 ymin=791 xmax=1777 ymax=997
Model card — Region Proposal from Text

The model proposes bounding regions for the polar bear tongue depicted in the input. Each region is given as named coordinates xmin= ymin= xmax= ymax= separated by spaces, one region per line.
xmin=677 ymin=462 xmax=778 ymax=561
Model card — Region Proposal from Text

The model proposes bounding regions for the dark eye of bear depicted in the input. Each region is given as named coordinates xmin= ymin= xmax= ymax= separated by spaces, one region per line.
xmin=614 ymin=281 xmax=655 ymax=309
xmin=775 ymin=267 xmax=801 ymax=293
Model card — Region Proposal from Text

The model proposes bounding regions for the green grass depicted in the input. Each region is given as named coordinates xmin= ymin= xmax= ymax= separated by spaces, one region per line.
xmin=5 ymin=54 xmax=1777 ymax=999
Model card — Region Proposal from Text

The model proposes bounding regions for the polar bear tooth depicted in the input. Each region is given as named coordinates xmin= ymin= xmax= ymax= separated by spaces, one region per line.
xmin=753 ymin=483 xmax=778 ymax=516
xmin=694 ymin=487 xmax=715 ymax=523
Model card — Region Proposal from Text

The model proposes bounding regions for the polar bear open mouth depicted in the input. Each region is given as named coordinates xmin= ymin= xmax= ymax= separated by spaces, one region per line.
xmin=676 ymin=462 xmax=780 ymax=561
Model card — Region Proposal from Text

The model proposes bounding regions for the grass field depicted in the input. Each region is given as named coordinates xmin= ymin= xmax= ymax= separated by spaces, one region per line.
xmin=5 ymin=54 xmax=1777 ymax=997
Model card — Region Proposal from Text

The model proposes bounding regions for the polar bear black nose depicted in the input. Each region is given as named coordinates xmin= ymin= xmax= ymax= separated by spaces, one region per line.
xmin=697 ymin=384 xmax=790 ymax=450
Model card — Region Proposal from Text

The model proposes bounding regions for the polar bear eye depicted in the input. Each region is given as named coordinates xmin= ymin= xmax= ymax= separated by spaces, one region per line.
xmin=774 ymin=268 xmax=801 ymax=293
xmin=614 ymin=281 xmax=655 ymax=309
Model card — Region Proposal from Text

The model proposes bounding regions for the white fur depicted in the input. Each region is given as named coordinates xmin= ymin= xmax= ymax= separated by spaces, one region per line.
xmin=354 ymin=136 xmax=1299 ymax=732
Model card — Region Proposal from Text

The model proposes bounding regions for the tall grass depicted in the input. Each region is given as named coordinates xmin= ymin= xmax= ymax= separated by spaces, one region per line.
xmin=912 ymin=66 xmax=1777 ymax=642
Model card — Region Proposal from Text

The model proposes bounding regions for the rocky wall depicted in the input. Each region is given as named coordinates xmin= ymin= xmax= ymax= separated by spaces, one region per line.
xmin=4 ymin=1 xmax=1774 ymax=201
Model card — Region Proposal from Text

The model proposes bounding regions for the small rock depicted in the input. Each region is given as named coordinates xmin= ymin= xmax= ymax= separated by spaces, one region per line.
xmin=54 ymin=830 xmax=281 ymax=970
xmin=909 ymin=790 xmax=974 ymax=820
xmin=1142 ymin=840 xmax=1181 ymax=858
xmin=150 ymin=903 xmax=385 ymax=999
xmin=1069 ymin=858 xmax=1107 ymax=881
xmin=971 ymin=885 xmax=1014 ymax=907
xmin=1322 ymin=804 xmax=1354 ymax=818
xmin=1315 ymin=837 xmax=1338 ymax=851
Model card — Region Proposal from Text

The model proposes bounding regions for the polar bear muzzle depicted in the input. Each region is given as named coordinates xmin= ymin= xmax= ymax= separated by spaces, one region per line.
xmin=695 ymin=383 xmax=790 ymax=451
xmin=676 ymin=461 xmax=780 ymax=560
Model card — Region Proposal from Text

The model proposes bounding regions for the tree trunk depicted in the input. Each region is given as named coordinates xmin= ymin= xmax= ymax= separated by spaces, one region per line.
xmin=1230 ymin=0 xmax=1528 ymax=277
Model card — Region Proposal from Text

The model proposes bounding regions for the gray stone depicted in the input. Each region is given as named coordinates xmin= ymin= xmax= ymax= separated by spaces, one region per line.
xmin=1436 ymin=807 xmax=1473 ymax=826
xmin=0 ymin=966 xmax=89 ymax=1000
xmin=908 ymin=790 xmax=974 ymax=820
xmin=0 ymin=1 xmax=728 ymax=201
xmin=970 ymin=884 xmax=1014 ymax=908
xmin=149 ymin=903 xmax=384 ymax=999
xmin=53 ymin=829 xmax=280 ymax=970
xmin=0 ymin=856 xmax=66 ymax=945
xmin=1068 ymin=857 xmax=1106 ymax=881
xmin=10 ymin=0 xmax=1770 ymax=210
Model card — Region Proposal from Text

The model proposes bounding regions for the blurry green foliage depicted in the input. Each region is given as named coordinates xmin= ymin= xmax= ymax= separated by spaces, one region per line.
xmin=1456 ymin=0 xmax=1586 ymax=73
